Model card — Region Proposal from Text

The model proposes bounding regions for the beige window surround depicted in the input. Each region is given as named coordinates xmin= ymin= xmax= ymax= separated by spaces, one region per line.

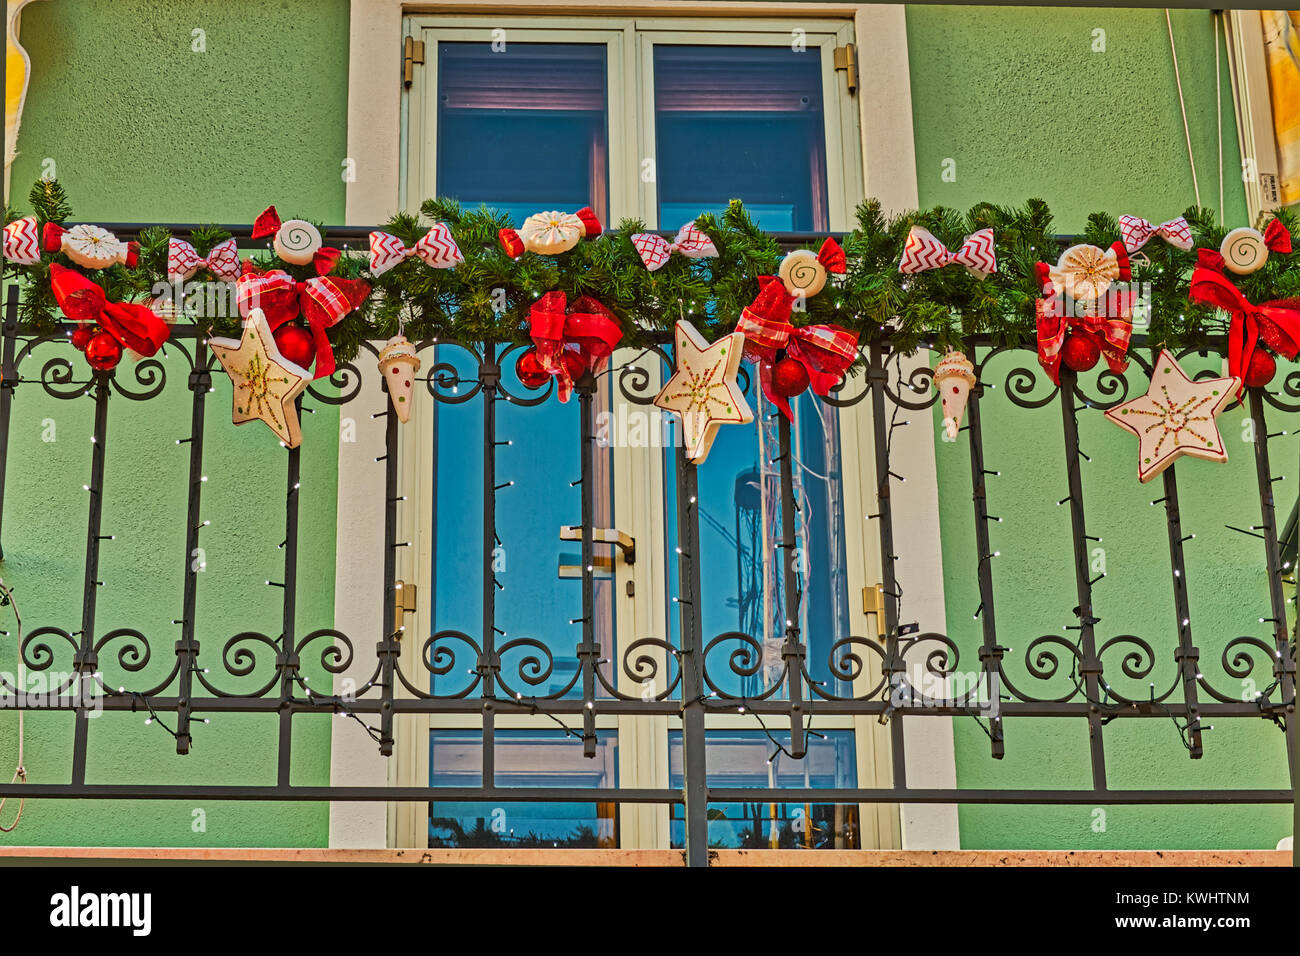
xmin=333 ymin=0 xmax=960 ymax=853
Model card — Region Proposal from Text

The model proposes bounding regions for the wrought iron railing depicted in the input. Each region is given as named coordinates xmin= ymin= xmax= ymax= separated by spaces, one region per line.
xmin=0 ymin=226 xmax=1294 ymax=866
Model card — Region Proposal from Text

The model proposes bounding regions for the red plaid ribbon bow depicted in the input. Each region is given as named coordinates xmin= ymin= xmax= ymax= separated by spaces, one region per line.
xmin=1118 ymin=214 xmax=1194 ymax=253
xmin=235 ymin=265 xmax=371 ymax=380
xmin=3 ymin=216 xmax=41 ymax=265
xmin=1189 ymin=248 xmax=1300 ymax=397
xmin=898 ymin=226 xmax=996 ymax=278
xmin=49 ymin=263 xmax=170 ymax=358
xmin=1035 ymin=293 xmax=1134 ymax=385
xmin=735 ymin=277 xmax=860 ymax=420
xmin=629 ymin=221 xmax=718 ymax=271
xmin=168 ymin=237 xmax=241 ymax=283
xmin=368 ymin=225 xmax=463 ymax=275
xmin=527 ymin=292 xmax=623 ymax=403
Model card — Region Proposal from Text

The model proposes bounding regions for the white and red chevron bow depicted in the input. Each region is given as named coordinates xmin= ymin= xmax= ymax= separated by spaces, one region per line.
xmin=368 ymin=225 xmax=463 ymax=275
xmin=3 ymin=216 xmax=41 ymax=265
xmin=1118 ymin=214 xmax=1193 ymax=253
xmin=167 ymin=237 xmax=241 ymax=283
xmin=630 ymin=221 xmax=718 ymax=271
xmin=898 ymin=225 xmax=996 ymax=277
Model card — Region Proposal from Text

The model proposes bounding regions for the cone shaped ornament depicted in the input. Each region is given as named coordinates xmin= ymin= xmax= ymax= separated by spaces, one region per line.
xmin=379 ymin=334 xmax=422 ymax=423
xmin=934 ymin=351 xmax=976 ymax=440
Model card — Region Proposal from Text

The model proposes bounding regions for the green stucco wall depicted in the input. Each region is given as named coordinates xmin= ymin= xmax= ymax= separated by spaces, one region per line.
xmin=1 ymin=0 xmax=350 ymax=847
xmin=908 ymin=6 xmax=1291 ymax=848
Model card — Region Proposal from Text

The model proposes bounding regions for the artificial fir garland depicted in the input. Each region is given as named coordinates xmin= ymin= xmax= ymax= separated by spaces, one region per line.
xmin=5 ymin=179 xmax=1300 ymax=373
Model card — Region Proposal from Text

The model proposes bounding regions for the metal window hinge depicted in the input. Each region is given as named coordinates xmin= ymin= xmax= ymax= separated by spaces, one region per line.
xmin=862 ymin=583 xmax=886 ymax=638
xmin=403 ymin=36 xmax=425 ymax=89
xmin=393 ymin=580 xmax=417 ymax=634
xmin=833 ymin=43 xmax=858 ymax=96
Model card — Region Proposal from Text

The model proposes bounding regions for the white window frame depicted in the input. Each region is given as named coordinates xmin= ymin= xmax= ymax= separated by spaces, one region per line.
xmin=334 ymin=0 xmax=957 ymax=854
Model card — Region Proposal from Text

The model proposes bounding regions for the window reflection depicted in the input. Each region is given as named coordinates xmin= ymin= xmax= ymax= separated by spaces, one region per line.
xmin=654 ymin=45 xmax=830 ymax=230
xmin=668 ymin=730 xmax=859 ymax=849
xmin=430 ymin=730 xmax=618 ymax=848
xmin=437 ymin=42 xmax=609 ymax=224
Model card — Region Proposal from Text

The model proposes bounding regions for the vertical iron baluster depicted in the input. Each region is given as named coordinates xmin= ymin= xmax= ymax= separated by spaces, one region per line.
xmin=776 ymin=412 xmax=807 ymax=757
xmin=964 ymin=372 xmax=1005 ymax=758
xmin=675 ymin=450 xmax=709 ymax=866
xmin=0 ymin=285 xmax=18 ymax=560
xmin=1057 ymin=368 xmax=1107 ymax=790
xmin=72 ymin=371 xmax=111 ymax=785
xmin=480 ymin=347 xmax=500 ymax=789
xmin=1247 ymin=390 xmax=1297 ymax=776
xmin=377 ymin=402 xmax=399 ymax=756
xmin=867 ymin=344 xmax=906 ymax=787
xmin=276 ymin=398 xmax=302 ymax=788
xmin=174 ymin=339 xmax=210 ymax=754
xmin=577 ymin=379 xmax=598 ymax=757
xmin=1159 ymin=463 xmax=1203 ymax=758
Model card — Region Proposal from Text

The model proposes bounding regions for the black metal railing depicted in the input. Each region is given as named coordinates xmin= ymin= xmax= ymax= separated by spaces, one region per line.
xmin=0 ymin=226 xmax=1294 ymax=867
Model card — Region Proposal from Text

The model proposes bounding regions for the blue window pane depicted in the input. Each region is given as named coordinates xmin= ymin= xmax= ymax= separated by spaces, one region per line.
xmin=430 ymin=730 xmax=618 ymax=848
xmin=654 ymin=45 xmax=830 ymax=231
xmin=430 ymin=348 xmax=616 ymax=699
xmin=664 ymin=377 xmax=854 ymax=699
xmin=668 ymin=730 xmax=859 ymax=849
xmin=437 ymin=42 xmax=609 ymax=224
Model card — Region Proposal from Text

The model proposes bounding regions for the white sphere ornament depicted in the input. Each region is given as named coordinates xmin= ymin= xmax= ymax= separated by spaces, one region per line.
xmin=778 ymin=249 xmax=828 ymax=298
xmin=273 ymin=219 xmax=323 ymax=265
xmin=1220 ymin=227 xmax=1270 ymax=275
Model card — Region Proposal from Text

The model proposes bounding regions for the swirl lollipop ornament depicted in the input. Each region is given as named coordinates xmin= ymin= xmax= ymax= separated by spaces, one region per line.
xmin=251 ymin=204 xmax=340 ymax=275
xmin=1219 ymin=218 xmax=1292 ymax=275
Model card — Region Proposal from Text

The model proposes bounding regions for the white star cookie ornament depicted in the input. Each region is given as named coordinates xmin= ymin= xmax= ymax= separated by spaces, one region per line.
xmin=1104 ymin=350 xmax=1239 ymax=483
xmin=654 ymin=321 xmax=753 ymax=464
xmin=210 ymin=308 xmax=313 ymax=448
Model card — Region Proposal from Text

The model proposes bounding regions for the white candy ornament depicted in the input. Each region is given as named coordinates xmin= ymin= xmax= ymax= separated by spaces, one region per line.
xmin=778 ymin=249 xmax=827 ymax=298
xmin=61 ymin=224 xmax=131 ymax=270
xmin=518 ymin=211 xmax=584 ymax=255
xmin=1220 ymin=227 xmax=1270 ymax=275
xmin=933 ymin=351 xmax=976 ymax=441
xmin=273 ymin=220 xmax=324 ymax=265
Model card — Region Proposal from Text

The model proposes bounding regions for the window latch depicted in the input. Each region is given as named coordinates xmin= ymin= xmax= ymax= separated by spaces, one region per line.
xmin=861 ymin=583 xmax=886 ymax=638
xmin=833 ymin=43 xmax=858 ymax=96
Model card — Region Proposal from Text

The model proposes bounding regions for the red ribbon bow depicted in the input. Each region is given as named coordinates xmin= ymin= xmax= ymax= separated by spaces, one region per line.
xmin=1189 ymin=254 xmax=1300 ymax=397
xmin=49 ymin=263 xmax=170 ymax=358
xmin=735 ymin=277 xmax=860 ymax=419
xmin=235 ymin=265 xmax=371 ymax=379
xmin=1035 ymin=290 xmax=1134 ymax=386
xmin=527 ymin=292 xmax=623 ymax=403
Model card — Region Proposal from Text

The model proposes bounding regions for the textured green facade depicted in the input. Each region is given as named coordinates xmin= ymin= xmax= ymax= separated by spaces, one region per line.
xmin=910 ymin=6 xmax=1291 ymax=848
xmin=1 ymin=0 xmax=350 ymax=848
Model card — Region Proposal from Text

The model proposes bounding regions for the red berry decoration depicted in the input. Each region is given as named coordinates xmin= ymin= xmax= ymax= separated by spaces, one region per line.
xmin=70 ymin=325 xmax=96 ymax=351
xmin=1060 ymin=333 xmax=1100 ymax=372
xmin=515 ymin=348 xmax=549 ymax=389
xmin=273 ymin=324 xmax=315 ymax=369
xmin=771 ymin=356 xmax=810 ymax=398
xmin=84 ymin=331 xmax=123 ymax=371
xmin=1244 ymin=348 xmax=1276 ymax=388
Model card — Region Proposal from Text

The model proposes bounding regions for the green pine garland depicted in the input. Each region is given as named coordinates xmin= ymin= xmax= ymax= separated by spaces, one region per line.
xmin=5 ymin=179 xmax=1299 ymax=372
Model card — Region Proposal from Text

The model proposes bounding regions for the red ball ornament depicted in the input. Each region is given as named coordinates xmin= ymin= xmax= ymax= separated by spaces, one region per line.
xmin=515 ymin=348 xmax=549 ymax=389
xmin=561 ymin=349 xmax=588 ymax=384
xmin=273 ymin=324 xmax=315 ymax=370
xmin=1244 ymin=348 xmax=1277 ymax=388
xmin=84 ymin=331 xmax=123 ymax=371
xmin=1060 ymin=334 xmax=1100 ymax=372
xmin=771 ymin=356 xmax=810 ymax=398
xmin=70 ymin=325 xmax=96 ymax=352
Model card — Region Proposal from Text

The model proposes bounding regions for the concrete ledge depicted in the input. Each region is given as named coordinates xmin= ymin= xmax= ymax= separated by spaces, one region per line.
xmin=0 ymin=847 xmax=1290 ymax=866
